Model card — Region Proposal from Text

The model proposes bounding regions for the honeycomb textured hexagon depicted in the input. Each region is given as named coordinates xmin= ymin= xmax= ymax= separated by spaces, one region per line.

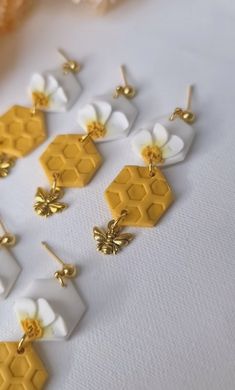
xmin=0 ymin=105 xmax=46 ymax=158
xmin=0 ymin=342 xmax=48 ymax=389
xmin=105 ymin=165 xmax=174 ymax=227
xmin=40 ymin=134 xmax=102 ymax=187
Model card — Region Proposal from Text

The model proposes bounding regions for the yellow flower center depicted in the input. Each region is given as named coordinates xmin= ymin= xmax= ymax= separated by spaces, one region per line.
xmin=87 ymin=121 xmax=106 ymax=139
xmin=21 ymin=318 xmax=43 ymax=340
xmin=32 ymin=92 xmax=50 ymax=109
xmin=141 ymin=145 xmax=164 ymax=164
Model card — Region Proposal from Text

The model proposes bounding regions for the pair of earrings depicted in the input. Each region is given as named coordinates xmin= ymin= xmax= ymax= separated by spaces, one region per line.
xmin=0 ymin=49 xmax=82 ymax=178
xmin=0 ymin=240 xmax=85 ymax=389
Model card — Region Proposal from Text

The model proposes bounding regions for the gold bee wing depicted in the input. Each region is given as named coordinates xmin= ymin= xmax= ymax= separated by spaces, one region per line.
xmin=48 ymin=202 xmax=67 ymax=215
xmin=113 ymin=233 xmax=134 ymax=248
xmin=34 ymin=187 xmax=48 ymax=203
xmin=93 ymin=227 xmax=106 ymax=243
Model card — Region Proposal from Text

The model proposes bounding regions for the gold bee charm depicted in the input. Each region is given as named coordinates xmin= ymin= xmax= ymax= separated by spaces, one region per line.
xmin=34 ymin=174 xmax=67 ymax=217
xmin=93 ymin=210 xmax=133 ymax=255
xmin=0 ymin=154 xmax=15 ymax=178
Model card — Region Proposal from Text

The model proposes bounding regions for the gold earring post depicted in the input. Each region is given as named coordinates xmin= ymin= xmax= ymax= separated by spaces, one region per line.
xmin=169 ymin=84 xmax=196 ymax=124
xmin=114 ymin=65 xmax=136 ymax=99
xmin=186 ymin=85 xmax=193 ymax=111
xmin=120 ymin=65 xmax=128 ymax=87
xmin=57 ymin=48 xmax=80 ymax=74
xmin=0 ymin=218 xmax=7 ymax=234
xmin=41 ymin=241 xmax=65 ymax=267
xmin=41 ymin=242 xmax=77 ymax=287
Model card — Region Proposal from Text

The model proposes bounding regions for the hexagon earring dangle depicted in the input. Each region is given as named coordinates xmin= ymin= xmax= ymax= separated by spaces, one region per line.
xmin=0 ymin=243 xmax=86 ymax=389
xmin=0 ymin=216 xmax=21 ymax=300
xmin=33 ymin=134 xmax=103 ymax=217
xmin=0 ymin=82 xmax=47 ymax=179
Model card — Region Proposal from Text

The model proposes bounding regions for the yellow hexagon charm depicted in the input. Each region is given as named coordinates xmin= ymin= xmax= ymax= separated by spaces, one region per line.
xmin=105 ymin=165 xmax=174 ymax=227
xmin=40 ymin=134 xmax=103 ymax=187
xmin=0 ymin=342 xmax=48 ymax=389
xmin=0 ymin=105 xmax=46 ymax=158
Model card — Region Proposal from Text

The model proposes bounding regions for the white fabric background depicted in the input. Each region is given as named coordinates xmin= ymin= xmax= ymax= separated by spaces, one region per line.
xmin=0 ymin=1 xmax=235 ymax=389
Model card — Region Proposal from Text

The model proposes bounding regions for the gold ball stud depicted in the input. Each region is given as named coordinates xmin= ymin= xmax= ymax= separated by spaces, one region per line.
xmin=182 ymin=110 xmax=196 ymax=124
xmin=123 ymin=85 xmax=136 ymax=99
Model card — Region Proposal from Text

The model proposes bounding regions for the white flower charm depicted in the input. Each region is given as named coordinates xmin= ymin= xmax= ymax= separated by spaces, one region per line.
xmin=132 ymin=123 xmax=185 ymax=167
xmin=15 ymin=298 xmax=68 ymax=341
xmin=77 ymin=101 xmax=130 ymax=142
xmin=28 ymin=73 xmax=68 ymax=112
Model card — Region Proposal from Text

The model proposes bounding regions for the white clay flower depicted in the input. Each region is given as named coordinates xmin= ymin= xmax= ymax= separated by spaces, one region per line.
xmin=28 ymin=73 xmax=68 ymax=112
xmin=0 ymin=278 xmax=5 ymax=295
xmin=77 ymin=101 xmax=129 ymax=141
xmin=132 ymin=123 xmax=184 ymax=166
xmin=14 ymin=298 xmax=68 ymax=340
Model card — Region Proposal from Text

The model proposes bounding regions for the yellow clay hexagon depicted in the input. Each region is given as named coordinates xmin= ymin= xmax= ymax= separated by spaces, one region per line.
xmin=0 ymin=105 xmax=46 ymax=157
xmin=104 ymin=165 xmax=174 ymax=227
xmin=0 ymin=342 xmax=48 ymax=390
xmin=40 ymin=134 xmax=102 ymax=187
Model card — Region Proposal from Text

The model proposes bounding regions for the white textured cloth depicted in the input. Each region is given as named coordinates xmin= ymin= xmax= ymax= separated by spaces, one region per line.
xmin=0 ymin=1 xmax=235 ymax=389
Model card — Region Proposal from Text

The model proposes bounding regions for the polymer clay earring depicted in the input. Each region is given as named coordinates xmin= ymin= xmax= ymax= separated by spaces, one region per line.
xmin=16 ymin=242 xmax=85 ymax=339
xmin=29 ymin=49 xmax=82 ymax=113
xmin=0 ymin=243 xmax=85 ymax=389
xmin=133 ymin=86 xmax=196 ymax=167
xmin=93 ymin=86 xmax=196 ymax=255
xmin=76 ymin=65 xmax=138 ymax=142
xmin=33 ymin=65 xmax=138 ymax=218
xmin=0 ymin=217 xmax=21 ymax=300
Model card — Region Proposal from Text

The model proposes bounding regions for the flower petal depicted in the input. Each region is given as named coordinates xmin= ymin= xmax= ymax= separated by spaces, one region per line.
xmin=14 ymin=298 xmax=37 ymax=320
xmin=50 ymin=87 xmax=68 ymax=110
xmin=50 ymin=316 xmax=68 ymax=338
xmin=45 ymin=75 xmax=59 ymax=95
xmin=77 ymin=104 xmax=97 ymax=131
xmin=93 ymin=101 xmax=112 ymax=124
xmin=152 ymin=123 xmax=169 ymax=147
xmin=131 ymin=129 xmax=153 ymax=157
xmin=37 ymin=298 xmax=56 ymax=327
xmin=162 ymin=135 xmax=184 ymax=159
xmin=29 ymin=73 xmax=45 ymax=93
xmin=106 ymin=111 xmax=129 ymax=136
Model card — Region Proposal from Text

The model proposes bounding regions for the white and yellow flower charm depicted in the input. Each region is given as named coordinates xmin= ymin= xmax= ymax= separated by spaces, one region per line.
xmin=77 ymin=101 xmax=132 ymax=142
xmin=132 ymin=123 xmax=184 ymax=167
xmin=15 ymin=298 xmax=68 ymax=341
xmin=28 ymin=73 xmax=68 ymax=112
xmin=132 ymin=120 xmax=193 ymax=167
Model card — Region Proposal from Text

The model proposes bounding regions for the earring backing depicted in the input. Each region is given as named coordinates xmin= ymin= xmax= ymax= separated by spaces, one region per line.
xmin=169 ymin=85 xmax=196 ymax=124
xmin=41 ymin=242 xmax=77 ymax=287
xmin=114 ymin=65 xmax=137 ymax=99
